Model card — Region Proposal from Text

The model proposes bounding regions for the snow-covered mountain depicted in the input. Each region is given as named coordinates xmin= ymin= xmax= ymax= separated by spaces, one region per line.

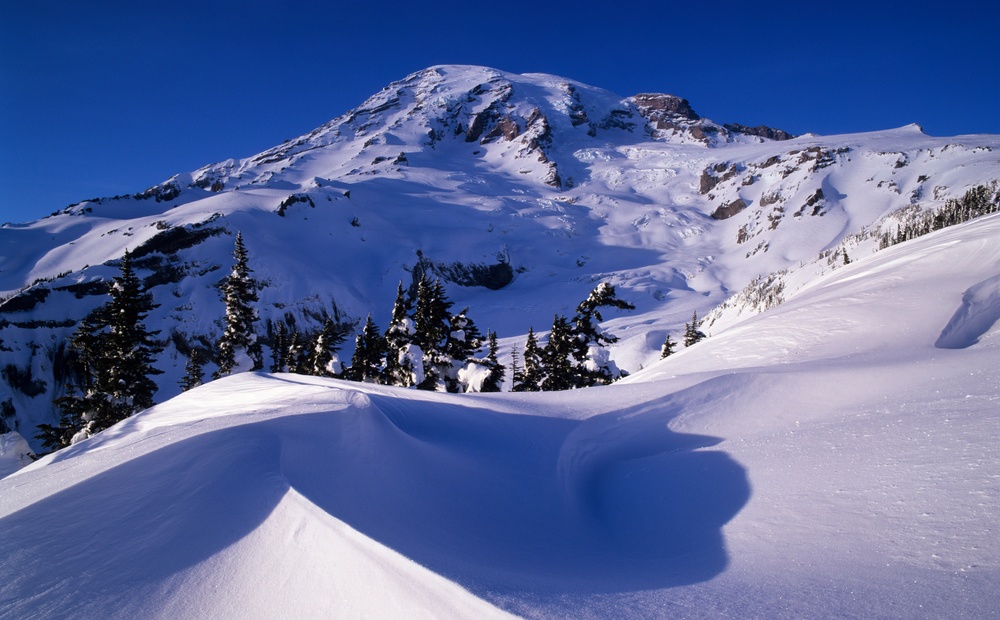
xmin=2 ymin=64 xmax=999 ymax=452
xmin=2 ymin=206 xmax=998 ymax=618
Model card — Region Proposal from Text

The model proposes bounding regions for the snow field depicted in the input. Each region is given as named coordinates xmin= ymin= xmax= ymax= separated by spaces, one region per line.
xmin=3 ymin=214 xmax=1000 ymax=617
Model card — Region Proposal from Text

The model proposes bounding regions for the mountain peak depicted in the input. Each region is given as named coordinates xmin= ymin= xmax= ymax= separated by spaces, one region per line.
xmin=174 ymin=65 xmax=798 ymax=197
xmin=3 ymin=64 xmax=998 ymax=457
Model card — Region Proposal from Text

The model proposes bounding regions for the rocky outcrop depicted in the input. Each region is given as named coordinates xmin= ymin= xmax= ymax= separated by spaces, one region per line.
xmin=724 ymin=123 xmax=796 ymax=142
xmin=711 ymin=198 xmax=749 ymax=220
xmin=633 ymin=93 xmax=700 ymax=122
xmin=482 ymin=115 xmax=520 ymax=143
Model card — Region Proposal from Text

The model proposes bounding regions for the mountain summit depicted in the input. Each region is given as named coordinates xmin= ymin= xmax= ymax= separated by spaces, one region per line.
xmin=1 ymin=65 xmax=999 ymax=444
xmin=1 ymin=65 xmax=1000 ymax=619
xmin=176 ymin=65 xmax=795 ymax=197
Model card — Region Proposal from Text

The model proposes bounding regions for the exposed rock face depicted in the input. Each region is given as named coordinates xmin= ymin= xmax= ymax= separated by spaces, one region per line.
xmin=633 ymin=93 xmax=701 ymax=121
xmin=711 ymin=198 xmax=749 ymax=220
xmin=724 ymin=123 xmax=796 ymax=142
xmin=465 ymin=108 xmax=497 ymax=142
xmin=700 ymin=170 xmax=718 ymax=194
xmin=482 ymin=115 xmax=520 ymax=143
xmin=411 ymin=251 xmax=515 ymax=290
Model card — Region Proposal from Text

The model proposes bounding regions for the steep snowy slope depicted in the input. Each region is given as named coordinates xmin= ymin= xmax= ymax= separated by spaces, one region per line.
xmin=2 ymin=212 xmax=998 ymax=618
xmin=2 ymin=65 xmax=999 ymax=450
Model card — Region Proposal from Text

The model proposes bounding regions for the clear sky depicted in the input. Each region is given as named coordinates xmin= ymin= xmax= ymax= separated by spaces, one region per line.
xmin=2 ymin=0 xmax=998 ymax=225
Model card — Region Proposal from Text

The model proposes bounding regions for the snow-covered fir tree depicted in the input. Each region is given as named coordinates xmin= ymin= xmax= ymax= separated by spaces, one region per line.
xmin=285 ymin=329 xmax=309 ymax=374
xmin=37 ymin=250 xmax=162 ymax=450
xmin=541 ymin=315 xmax=575 ymax=391
xmin=306 ymin=318 xmax=346 ymax=377
xmin=383 ymin=281 xmax=417 ymax=387
xmin=660 ymin=334 xmax=677 ymax=359
xmin=345 ymin=314 xmax=386 ymax=382
xmin=180 ymin=350 xmax=205 ymax=391
xmin=479 ymin=331 xmax=505 ymax=393
xmin=269 ymin=320 xmax=290 ymax=373
xmin=513 ymin=327 xmax=544 ymax=392
xmin=214 ymin=232 xmax=263 ymax=377
xmin=444 ymin=306 xmax=484 ymax=392
xmin=98 ymin=249 xmax=162 ymax=428
xmin=569 ymin=282 xmax=635 ymax=386
xmin=37 ymin=310 xmax=107 ymax=451
xmin=683 ymin=310 xmax=707 ymax=347
xmin=413 ymin=276 xmax=454 ymax=391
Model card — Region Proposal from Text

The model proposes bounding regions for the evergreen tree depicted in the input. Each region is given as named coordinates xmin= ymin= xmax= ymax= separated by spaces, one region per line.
xmin=56 ymin=308 xmax=111 ymax=430
xmin=38 ymin=337 xmax=96 ymax=451
xmin=569 ymin=282 xmax=635 ymax=387
xmin=660 ymin=334 xmax=677 ymax=359
xmin=93 ymin=249 xmax=162 ymax=430
xmin=345 ymin=314 xmax=387 ymax=382
xmin=285 ymin=329 xmax=307 ymax=374
xmin=479 ymin=330 xmax=505 ymax=392
xmin=180 ymin=350 xmax=205 ymax=391
xmin=509 ymin=347 xmax=523 ymax=392
xmin=683 ymin=311 xmax=707 ymax=347
xmin=36 ymin=397 xmax=85 ymax=452
xmin=214 ymin=232 xmax=263 ymax=378
xmin=38 ymin=250 xmax=162 ymax=448
xmin=383 ymin=281 xmax=416 ymax=386
xmin=514 ymin=327 xmax=544 ymax=392
xmin=413 ymin=276 xmax=452 ymax=352
xmin=444 ymin=306 xmax=484 ymax=392
xmin=306 ymin=318 xmax=346 ymax=377
xmin=541 ymin=315 xmax=575 ymax=391
xmin=412 ymin=276 xmax=453 ymax=391
xmin=445 ymin=307 xmax=484 ymax=363
xmin=270 ymin=320 xmax=290 ymax=373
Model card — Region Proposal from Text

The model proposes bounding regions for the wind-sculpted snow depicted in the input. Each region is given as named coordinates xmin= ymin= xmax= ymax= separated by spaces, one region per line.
xmin=936 ymin=273 xmax=1000 ymax=349
xmin=0 ymin=373 xmax=748 ymax=617
xmin=2 ymin=214 xmax=1000 ymax=617
xmin=2 ymin=66 xmax=1000 ymax=618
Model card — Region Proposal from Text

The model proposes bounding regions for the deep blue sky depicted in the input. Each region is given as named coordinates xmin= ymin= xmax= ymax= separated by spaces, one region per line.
xmin=2 ymin=1 xmax=998 ymax=224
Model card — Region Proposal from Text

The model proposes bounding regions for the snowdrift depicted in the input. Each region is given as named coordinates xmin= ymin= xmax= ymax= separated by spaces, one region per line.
xmin=2 ymin=220 xmax=999 ymax=617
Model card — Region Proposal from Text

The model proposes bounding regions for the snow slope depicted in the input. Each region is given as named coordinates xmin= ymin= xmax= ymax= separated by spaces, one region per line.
xmin=2 ymin=65 xmax=1000 ymax=447
xmin=2 ymin=211 xmax=997 ymax=618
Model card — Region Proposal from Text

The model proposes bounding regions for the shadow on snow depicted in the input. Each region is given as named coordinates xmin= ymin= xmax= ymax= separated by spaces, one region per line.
xmin=0 ymin=378 xmax=749 ymax=613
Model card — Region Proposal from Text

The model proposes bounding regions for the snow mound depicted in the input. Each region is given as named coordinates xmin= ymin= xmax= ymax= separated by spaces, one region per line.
xmin=936 ymin=272 xmax=1000 ymax=349
xmin=3 ymin=213 xmax=1000 ymax=618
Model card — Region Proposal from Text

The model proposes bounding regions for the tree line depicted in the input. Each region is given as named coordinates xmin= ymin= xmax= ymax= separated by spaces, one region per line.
xmin=38 ymin=232 xmax=681 ymax=452
xmin=880 ymin=184 xmax=1000 ymax=249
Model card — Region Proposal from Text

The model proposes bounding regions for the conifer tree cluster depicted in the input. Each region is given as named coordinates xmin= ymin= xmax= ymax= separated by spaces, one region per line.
xmin=879 ymin=184 xmax=1000 ymax=249
xmin=512 ymin=282 xmax=634 ymax=392
xmin=655 ymin=310 xmax=708 ymax=362
xmin=267 ymin=316 xmax=348 ymax=376
xmin=351 ymin=275 xmax=499 ymax=392
xmin=37 ymin=250 xmax=163 ymax=450
xmin=36 ymin=233 xmax=642 ymax=451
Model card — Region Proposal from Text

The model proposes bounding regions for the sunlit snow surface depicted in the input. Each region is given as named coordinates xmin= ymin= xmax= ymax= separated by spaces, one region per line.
xmin=2 ymin=65 xmax=1000 ymax=446
xmin=2 ymin=214 xmax=998 ymax=618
